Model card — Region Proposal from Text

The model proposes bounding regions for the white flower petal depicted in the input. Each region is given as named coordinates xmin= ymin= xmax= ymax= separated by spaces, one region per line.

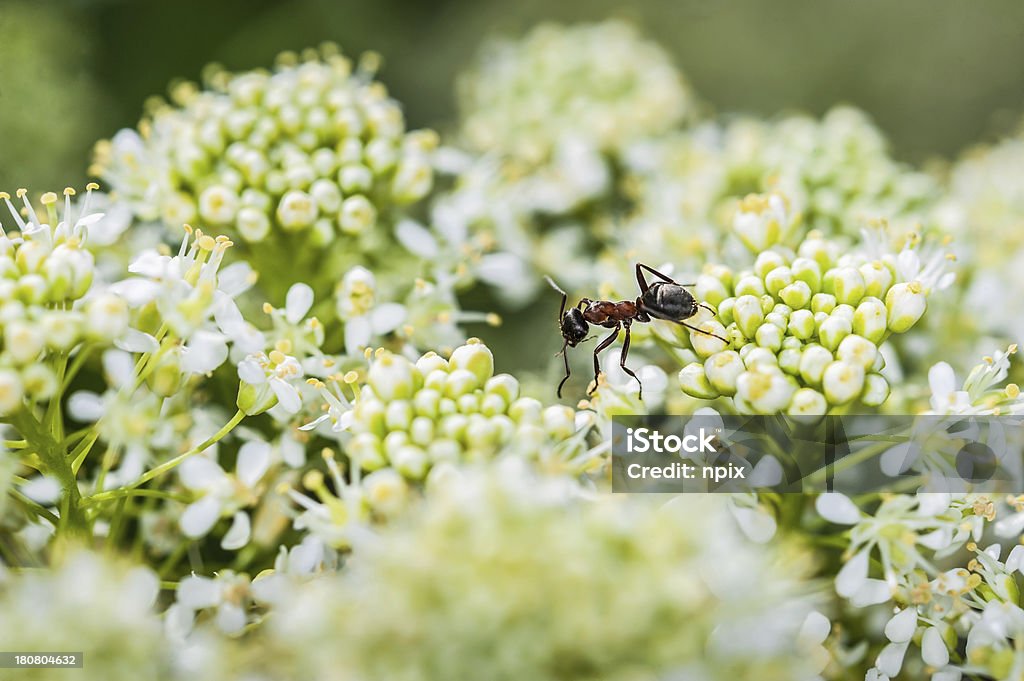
xmin=177 ymin=575 xmax=221 ymax=609
xmin=237 ymin=358 xmax=266 ymax=385
xmin=115 ymin=328 xmax=159 ymax=354
xmin=884 ymin=607 xmax=918 ymax=643
xmin=344 ymin=316 xmax=372 ymax=355
xmin=370 ymin=303 xmax=407 ymax=335
xmin=928 ymin=362 xmax=957 ymax=401
xmin=102 ymin=349 xmax=136 ymax=388
xmin=19 ymin=476 xmax=61 ymax=504
xmin=851 ymin=578 xmax=893 ymax=607
xmin=217 ymin=262 xmax=256 ymax=297
xmin=181 ymin=330 xmax=229 ymax=374
xmin=921 ymin=626 xmax=949 ymax=668
xmin=875 ymin=641 xmax=909 ymax=678
xmin=798 ymin=611 xmax=831 ymax=645
xmin=67 ymin=391 xmax=105 ymax=422
xmin=285 ymin=283 xmax=315 ymax=324
xmin=237 ymin=440 xmax=271 ymax=487
xmin=279 ymin=435 xmax=306 ymax=468
xmin=269 ymin=377 xmax=301 ymax=414
xmin=164 ymin=603 xmax=196 ymax=641
xmin=395 ymin=219 xmax=439 ymax=258
xmin=816 ymin=492 xmax=861 ymax=525
xmin=215 ymin=602 xmax=247 ymax=634
xmin=179 ymin=455 xmax=226 ymax=490
xmin=221 ymin=512 xmax=252 ymax=550
xmin=729 ymin=504 xmax=777 ymax=543
xmin=179 ymin=496 xmax=222 ymax=538
xmin=836 ymin=548 xmax=870 ymax=598
xmin=995 ymin=512 xmax=1024 ymax=539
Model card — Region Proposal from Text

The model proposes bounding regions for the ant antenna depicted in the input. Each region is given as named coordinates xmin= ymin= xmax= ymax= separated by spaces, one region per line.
xmin=698 ymin=302 xmax=718 ymax=316
xmin=544 ymin=275 xmax=568 ymax=297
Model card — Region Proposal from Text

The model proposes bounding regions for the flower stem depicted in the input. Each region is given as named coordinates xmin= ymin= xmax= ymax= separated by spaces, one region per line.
xmin=83 ymin=409 xmax=245 ymax=506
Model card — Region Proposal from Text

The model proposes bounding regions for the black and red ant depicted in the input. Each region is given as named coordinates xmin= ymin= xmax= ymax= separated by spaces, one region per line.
xmin=546 ymin=263 xmax=727 ymax=400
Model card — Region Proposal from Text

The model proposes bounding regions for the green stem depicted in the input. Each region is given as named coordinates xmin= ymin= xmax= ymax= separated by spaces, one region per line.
xmin=798 ymin=440 xmax=897 ymax=488
xmin=7 ymin=410 xmax=86 ymax=537
xmin=82 ymin=487 xmax=194 ymax=508
xmin=83 ymin=409 xmax=245 ymax=505
xmin=70 ymin=432 xmax=101 ymax=475
xmin=3 ymin=439 xmax=27 ymax=449
xmin=60 ymin=344 xmax=95 ymax=393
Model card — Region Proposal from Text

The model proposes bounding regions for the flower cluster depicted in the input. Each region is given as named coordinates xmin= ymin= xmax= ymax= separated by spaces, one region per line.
xmin=92 ymin=44 xmax=453 ymax=309
xmin=0 ymin=187 xmax=129 ymax=414
xmin=673 ymin=197 xmax=952 ymax=413
xmin=263 ymin=463 xmax=826 ymax=681
xmin=290 ymin=339 xmax=598 ymax=542
xmin=436 ymin=20 xmax=696 ymax=301
xmin=0 ymin=551 xmax=173 ymax=681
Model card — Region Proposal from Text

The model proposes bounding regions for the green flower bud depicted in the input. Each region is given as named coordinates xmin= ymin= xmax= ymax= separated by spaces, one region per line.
xmin=690 ymin=320 xmax=729 ymax=358
xmin=779 ymin=280 xmax=812 ymax=309
xmin=509 ymin=397 xmax=543 ymax=423
xmin=695 ymin=275 xmax=729 ymax=308
xmin=236 ymin=380 xmax=277 ymax=416
xmin=450 ymin=340 xmax=495 ymax=386
xmin=818 ymin=315 xmax=852 ymax=352
xmin=339 ymin=195 xmax=377 ymax=234
xmin=457 ymin=393 xmax=481 ymax=414
xmin=791 ymin=257 xmax=822 ymax=292
xmin=755 ymin=323 xmax=783 ymax=352
xmin=744 ymin=347 xmax=778 ymax=368
xmin=754 ymin=251 xmax=788 ymax=280
xmin=423 ymin=369 xmax=448 ymax=393
xmin=21 ymin=364 xmax=58 ymax=401
xmin=822 ymin=360 xmax=865 ymax=405
xmin=415 ymin=351 xmax=449 ymax=375
xmin=861 ymin=373 xmax=890 ymax=407
xmin=799 ymin=345 xmax=833 ymax=387
xmin=679 ymin=363 xmax=718 ymax=399
xmin=787 ymin=309 xmax=816 ymax=340
xmin=858 ymin=261 xmax=893 ymax=298
xmin=385 ymin=400 xmax=414 ymax=431
xmin=704 ymin=351 xmax=744 ymax=395
xmin=764 ymin=266 xmax=794 ymax=298
xmin=368 ymin=351 xmax=419 ymax=401
xmin=393 ymin=445 xmax=429 ymax=479
xmin=797 ymin=233 xmax=838 ymax=270
xmin=734 ymin=275 xmax=766 ymax=297
xmin=885 ymin=281 xmax=926 ymax=333
xmin=349 ymin=432 xmax=387 ymax=470
xmin=778 ymin=347 xmax=802 ymax=375
xmin=439 ymin=414 xmax=469 ymax=441
xmin=485 ymin=374 xmax=520 ymax=404
xmin=410 ymin=416 xmax=435 ymax=446
xmin=5 ymin=321 xmax=45 ymax=365
xmin=787 ymin=388 xmax=827 ymax=416
xmin=276 ymin=189 xmax=318 ymax=231
xmin=541 ymin=406 xmax=576 ymax=440
xmin=354 ymin=399 xmax=388 ymax=438
xmin=736 ymin=365 xmax=795 ymax=413
xmin=480 ymin=393 xmax=507 ymax=417
xmin=384 ymin=431 xmax=410 ymax=458
xmin=853 ymin=298 xmax=887 ymax=344
xmin=445 ymin=369 xmax=480 ymax=398
xmin=765 ymin=312 xmax=788 ymax=330
xmin=733 ymin=295 xmax=764 ymax=339
xmin=836 ymin=334 xmax=877 ymax=370
xmin=830 ymin=267 xmax=866 ymax=305
xmin=412 ymin=388 xmax=442 ymax=419
xmin=716 ymin=297 xmax=736 ymax=326
xmin=811 ymin=293 xmax=836 ymax=315
xmin=237 ymin=206 xmax=271 ymax=241
xmin=760 ymin=295 xmax=775 ymax=315
xmin=427 ymin=439 xmax=461 ymax=464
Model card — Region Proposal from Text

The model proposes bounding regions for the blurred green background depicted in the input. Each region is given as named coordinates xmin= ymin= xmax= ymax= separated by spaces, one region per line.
xmin=4 ymin=0 xmax=1024 ymax=191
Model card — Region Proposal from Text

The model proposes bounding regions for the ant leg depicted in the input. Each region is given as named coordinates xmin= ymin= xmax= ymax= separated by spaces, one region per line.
xmin=636 ymin=263 xmax=695 ymax=288
xmin=619 ymin=322 xmax=643 ymax=400
xmin=588 ymin=324 xmax=620 ymax=395
xmin=698 ymin=302 xmax=718 ymax=316
xmin=671 ymin=319 xmax=729 ymax=343
xmin=556 ymin=341 xmax=571 ymax=398
xmin=544 ymin=276 xmax=568 ymax=321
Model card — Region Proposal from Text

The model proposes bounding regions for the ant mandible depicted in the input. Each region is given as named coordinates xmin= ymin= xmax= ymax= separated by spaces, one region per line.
xmin=546 ymin=263 xmax=728 ymax=401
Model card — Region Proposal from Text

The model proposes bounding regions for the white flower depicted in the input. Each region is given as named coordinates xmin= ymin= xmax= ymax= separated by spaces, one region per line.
xmin=178 ymin=440 xmax=272 ymax=549
xmin=237 ymin=346 xmax=305 ymax=415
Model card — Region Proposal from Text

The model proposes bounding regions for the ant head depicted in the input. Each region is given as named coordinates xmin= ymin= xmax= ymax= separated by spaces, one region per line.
xmin=560 ymin=308 xmax=589 ymax=347
xmin=640 ymin=282 xmax=697 ymax=322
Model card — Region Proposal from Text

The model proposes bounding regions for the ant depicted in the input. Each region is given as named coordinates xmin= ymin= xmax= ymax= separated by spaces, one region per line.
xmin=546 ymin=263 xmax=727 ymax=401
